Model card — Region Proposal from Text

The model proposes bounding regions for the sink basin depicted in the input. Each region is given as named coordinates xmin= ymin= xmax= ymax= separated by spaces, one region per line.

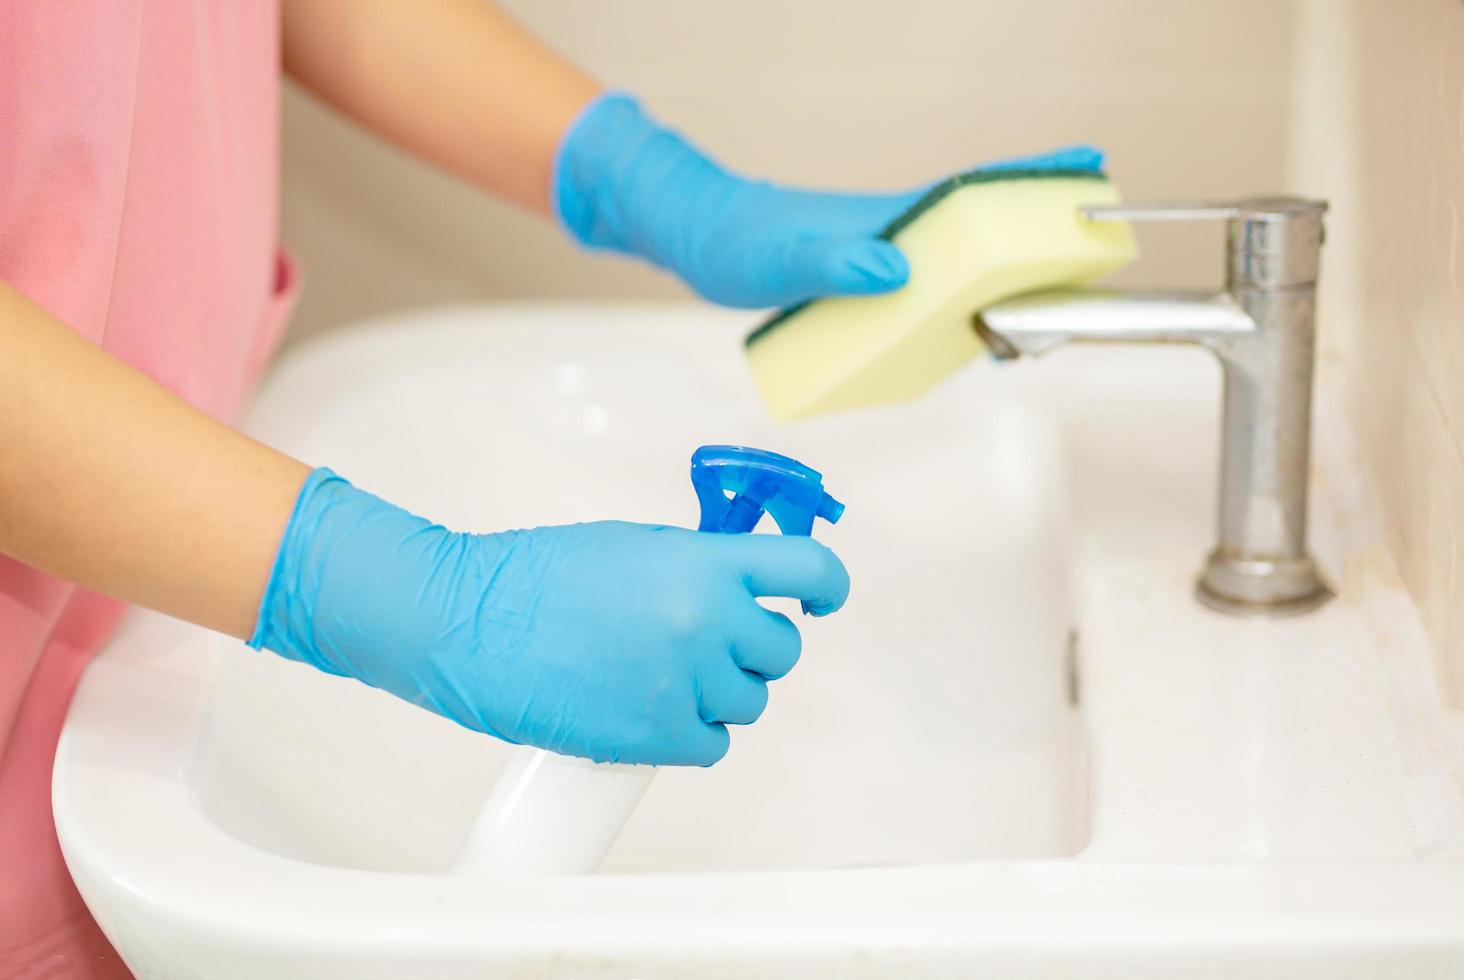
xmin=54 ymin=305 xmax=1464 ymax=977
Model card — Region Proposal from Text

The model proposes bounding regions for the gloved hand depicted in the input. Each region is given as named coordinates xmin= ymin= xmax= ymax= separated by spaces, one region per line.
xmin=553 ymin=91 xmax=1104 ymax=309
xmin=250 ymin=468 xmax=850 ymax=766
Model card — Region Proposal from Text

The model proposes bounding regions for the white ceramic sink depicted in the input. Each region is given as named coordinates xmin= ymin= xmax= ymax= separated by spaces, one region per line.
xmin=54 ymin=305 xmax=1464 ymax=977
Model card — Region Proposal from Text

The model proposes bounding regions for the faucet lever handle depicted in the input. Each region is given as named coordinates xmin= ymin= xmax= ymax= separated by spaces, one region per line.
xmin=1082 ymin=197 xmax=1327 ymax=224
xmin=1083 ymin=196 xmax=1328 ymax=287
xmin=1080 ymin=203 xmax=1240 ymax=223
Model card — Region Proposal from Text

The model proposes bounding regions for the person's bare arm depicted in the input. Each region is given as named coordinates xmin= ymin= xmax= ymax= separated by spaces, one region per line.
xmin=282 ymin=0 xmax=601 ymax=213
xmin=0 ymin=283 xmax=310 ymax=639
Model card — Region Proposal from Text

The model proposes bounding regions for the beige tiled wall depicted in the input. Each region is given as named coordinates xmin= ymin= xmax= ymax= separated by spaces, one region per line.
xmin=1290 ymin=0 xmax=1464 ymax=699
xmin=280 ymin=0 xmax=1296 ymax=340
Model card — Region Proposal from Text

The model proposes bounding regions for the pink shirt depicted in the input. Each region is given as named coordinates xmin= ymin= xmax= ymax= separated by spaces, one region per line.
xmin=0 ymin=3 xmax=295 ymax=973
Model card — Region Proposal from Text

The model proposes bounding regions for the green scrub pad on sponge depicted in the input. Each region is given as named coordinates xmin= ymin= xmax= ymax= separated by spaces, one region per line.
xmin=744 ymin=168 xmax=1137 ymax=421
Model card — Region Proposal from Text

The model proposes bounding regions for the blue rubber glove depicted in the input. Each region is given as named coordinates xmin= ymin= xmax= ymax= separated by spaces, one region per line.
xmin=553 ymin=91 xmax=1105 ymax=309
xmin=250 ymin=469 xmax=850 ymax=766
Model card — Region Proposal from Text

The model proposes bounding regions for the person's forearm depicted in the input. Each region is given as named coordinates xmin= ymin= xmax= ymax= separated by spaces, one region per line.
xmin=282 ymin=0 xmax=601 ymax=213
xmin=0 ymin=283 xmax=311 ymax=639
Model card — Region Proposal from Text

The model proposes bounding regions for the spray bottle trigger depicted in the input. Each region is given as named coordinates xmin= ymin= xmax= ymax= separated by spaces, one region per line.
xmin=690 ymin=445 xmax=843 ymax=538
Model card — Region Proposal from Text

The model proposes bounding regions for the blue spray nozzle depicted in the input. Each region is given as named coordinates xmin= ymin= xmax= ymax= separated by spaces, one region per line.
xmin=690 ymin=445 xmax=843 ymax=538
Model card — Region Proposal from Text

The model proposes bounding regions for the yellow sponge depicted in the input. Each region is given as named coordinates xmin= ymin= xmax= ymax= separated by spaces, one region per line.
xmin=744 ymin=170 xmax=1137 ymax=421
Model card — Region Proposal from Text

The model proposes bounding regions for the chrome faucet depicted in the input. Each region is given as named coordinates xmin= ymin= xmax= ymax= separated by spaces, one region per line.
xmin=974 ymin=198 xmax=1331 ymax=615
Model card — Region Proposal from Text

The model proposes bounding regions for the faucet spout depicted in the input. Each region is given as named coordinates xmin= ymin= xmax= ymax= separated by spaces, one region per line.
xmin=974 ymin=288 xmax=1255 ymax=359
xmin=973 ymin=196 xmax=1332 ymax=616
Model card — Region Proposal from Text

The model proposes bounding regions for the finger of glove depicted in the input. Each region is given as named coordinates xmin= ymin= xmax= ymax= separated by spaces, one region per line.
xmin=750 ymin=234 xmax=909 ymax=307
xmin=728 ymin=606 xmax=803 ymax=680
xmin=796 ymin=234 xmax=907 ymax=300
xmin=724 ymin=535 xmax=850 ymax=616
xmin=696 ymin=655 xmax=771 ymax=726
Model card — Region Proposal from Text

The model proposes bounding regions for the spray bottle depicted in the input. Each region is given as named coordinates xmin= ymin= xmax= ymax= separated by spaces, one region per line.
xmin=449 ymin=445 xmax=843 ymax=874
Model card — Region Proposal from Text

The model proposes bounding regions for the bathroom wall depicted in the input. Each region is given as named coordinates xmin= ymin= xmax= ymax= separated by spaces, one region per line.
xmin=1289 ymin=0 xmax=1464 ymax=702
xmin=279 ymin=0 xmax=1296 ymax=340
xmin=276 ymin=2 xmax=1464 ymax=698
